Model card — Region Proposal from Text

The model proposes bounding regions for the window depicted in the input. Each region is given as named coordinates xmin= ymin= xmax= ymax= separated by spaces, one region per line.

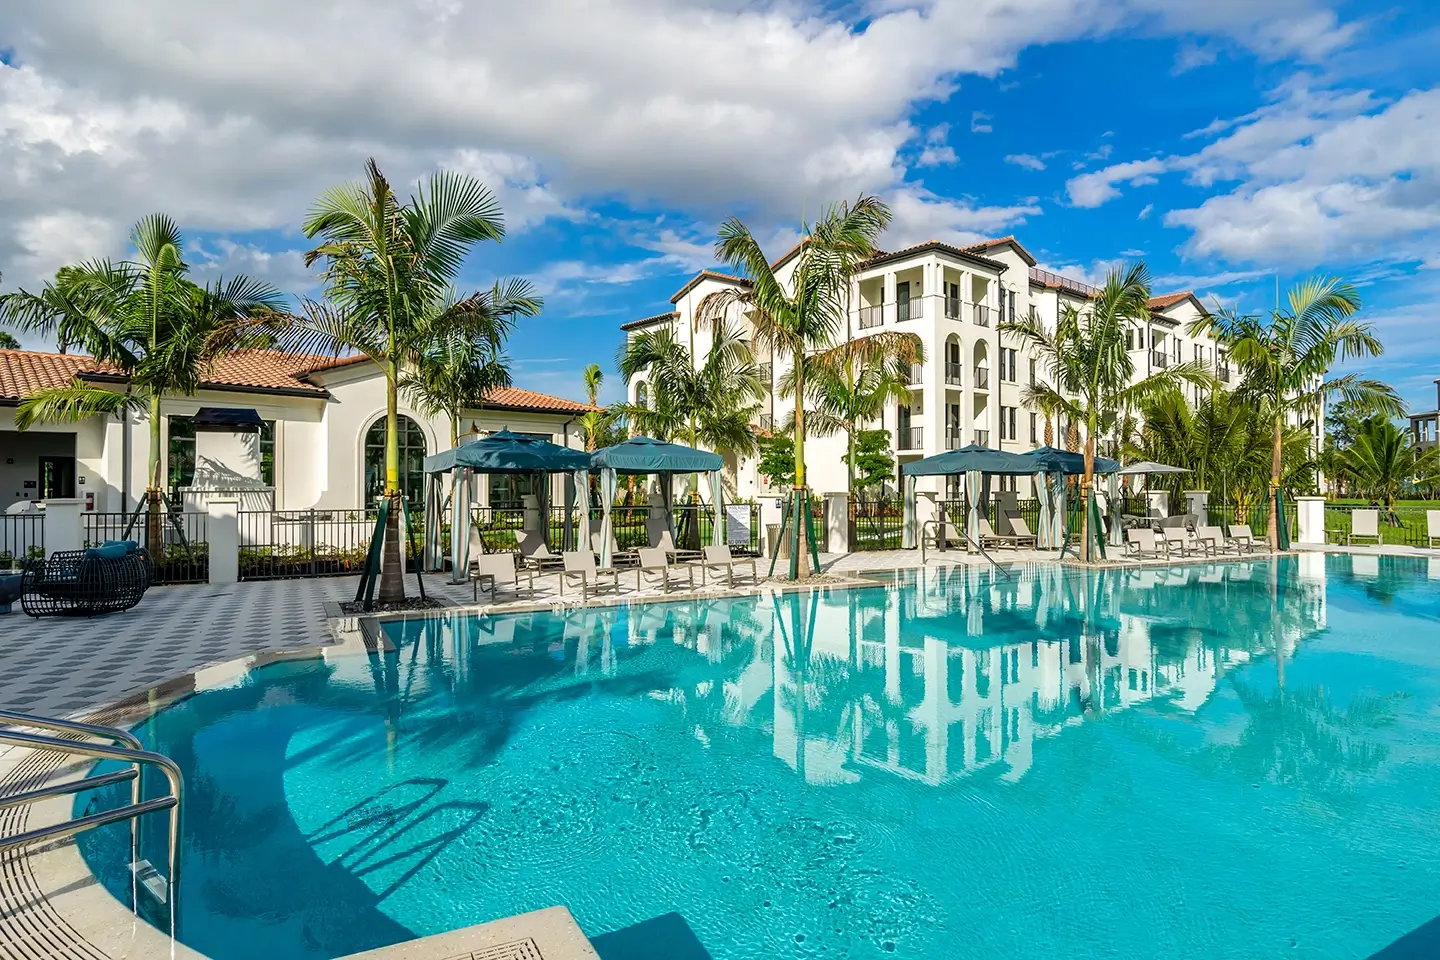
xmin=1029 ymin=412 xmax=1038 ymax=443
xmin=168 ymin=416 xmax=275 ymax=493
xmin=635 ymin=381 xmax=649 ymax=407
xmin=1000 ymin=406 xmax=1017 ymax=440
xmin=1028 ymin=358 xmax=1036 ymax=385
xmin=1000 ymin=348 xmax=1018 ymax=382
xmin=364 ymin=414 xmax=428 ymax=507
xmin=1125 ymin=329 xmax=1134 ymax=351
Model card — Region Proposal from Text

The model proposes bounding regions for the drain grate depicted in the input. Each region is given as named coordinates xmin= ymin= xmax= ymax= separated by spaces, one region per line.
xmin=443 ymin=940 xmax=545 ymax=960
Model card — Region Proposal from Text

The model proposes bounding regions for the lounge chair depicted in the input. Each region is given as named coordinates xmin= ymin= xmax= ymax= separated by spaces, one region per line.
xmin=1194 ymin=525 xmax=1226 ymax=556
xmin=1428 ymin=510 xmax=1440 ymax=548
xmin=1160 ymin=526 xmax=1193 ymax=557
xmin=654 ymin=528 xmax=701 ymax=562
xmin=699 ymin=545 xmax=759 ymax=587
xmin=1347 ymin=508 xmax=1381 ymax=546
xmin=1225 ymin=524 xmax=1257 ymax=554
xmin=518 ymin=531 xmax=564 ymax=571
xmin=590 ymin=528 xmax=638 ymax=567
xmin=923 ymin=519 xmax=964 ymax=552
xmin=1124 ymin=528 xmax=1164 ymax=560
xmin=1004 ymin=513 xmax=1039 ymax=549
xmin=634 ymin=547 xmax=694 ymax=594
xmin=561 ymin=550 xmax=620 ymax=600
xmin=470 ymin=553 xmax=535 ymax=602
xmin=974 ymin=517 xmax=1019 ymax=550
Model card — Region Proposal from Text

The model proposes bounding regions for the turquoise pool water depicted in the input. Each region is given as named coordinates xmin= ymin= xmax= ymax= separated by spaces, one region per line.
xmin=79 ymin=553 xmax=1440 ymax=959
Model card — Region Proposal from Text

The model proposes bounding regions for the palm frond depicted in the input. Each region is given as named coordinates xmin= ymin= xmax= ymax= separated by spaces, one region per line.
xmin=15 ymin=385 xmax=142 ymax=429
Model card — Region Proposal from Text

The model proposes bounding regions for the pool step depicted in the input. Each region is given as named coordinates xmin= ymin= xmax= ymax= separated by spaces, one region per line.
xmin=336 ymin=906 xmax=600 ymax=960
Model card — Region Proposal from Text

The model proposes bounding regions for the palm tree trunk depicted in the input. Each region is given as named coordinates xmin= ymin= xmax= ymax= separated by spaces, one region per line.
xmin=147 ymin=392 xmax=163 ymax=557
xmin=1044 ymin=416 xmax=1054 ymax=448
xmin=793 ymin=358 xmax=811 ymax=580
xmin=1269 ymin=413 xmax=1282 ymax=551
xmin=379 ymin=357 xmax=406 ymax=603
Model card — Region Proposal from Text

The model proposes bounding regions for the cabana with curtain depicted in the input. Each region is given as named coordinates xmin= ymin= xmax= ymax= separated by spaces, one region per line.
xmin=589 ymin=437 xmax=724 ymax=569
xmin=1021 ymin=447 xmax=1123 ymax=553
xmin=422 ymin=429 xmax=591 ymax=581
xmin=900 ymin=444 xmax=1037 ymax=549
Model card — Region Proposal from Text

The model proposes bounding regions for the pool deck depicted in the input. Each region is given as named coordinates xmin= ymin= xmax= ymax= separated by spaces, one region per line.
xmin=2 ymin=541 xmax=1435 ymax=960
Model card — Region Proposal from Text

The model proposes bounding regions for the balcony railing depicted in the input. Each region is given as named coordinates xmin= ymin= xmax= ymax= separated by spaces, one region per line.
xmin=901 ymin=363 xmax=923 ymax=386
xmin=974 ymin=366 xmax=990 ymax=390
xmin=974 ymin=429 xmax=990 ymax=447
xmin=973 ymin=303 xmax=991 ymax=327
xmin=1028 ymin=266 xmax=1098 ymax=297
xmin=946 ymin=432 xmax=964 ymax=450
xmin=944 ymin=362 xmax=963 ymax=386
xmin=1150 ymin=351 xmax=1169 ymax=369
xmin=1218 ymin=365 xmax=1231 ymax=383
xmin=898 ymin=426 xmax=923 ymax=450
xmin=944 ymin=296 xmax=962 ymax=320
xmin=858 ymin=304 xmax=883 ymax=330
xmin=897 ymin=298 xmax=923 ymax=322
xmin=756 ymin=413 xmax=774 ymax=432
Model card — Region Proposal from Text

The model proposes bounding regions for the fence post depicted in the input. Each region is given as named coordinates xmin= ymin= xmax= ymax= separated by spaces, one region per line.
xmin=1144 ymin=489 xmax=1169 ymax=518
xmin=41 ymin=498 xmax=84 ymax=556
xmin=207 ymin=499 xmax=240 ymax=585
xmin=1183 ymin=490 xmax=1209 ymax=519
xmin=1295 ymin=496 xmax=1326 ymax=545
xmin=824 ymin=492 xmax=849 ymax=554
xmin=759 ymin=496 xmax=784 ymax=558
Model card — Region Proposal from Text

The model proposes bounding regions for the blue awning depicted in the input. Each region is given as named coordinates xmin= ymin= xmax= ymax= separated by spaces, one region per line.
xmin=423 ymin=429 xmax=591 ymax=474
xmin=901 ymin=443 xmax=1037 ymax=477
xmin=1021 ymin=446 xmax=1121 ymax=475
xmin=589 ymin=436 xmax=723 ymax=475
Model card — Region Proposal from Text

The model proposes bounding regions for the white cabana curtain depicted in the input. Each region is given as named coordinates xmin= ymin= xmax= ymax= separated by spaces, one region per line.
xmin=424 ymin=473 xmax=443 ymax=571
xmin=1034 ymin=472 xmax=1053 ymax=549
xmin=707 ymin=470 xmax=724 ymax=546
xmin=449 ymin=467 xmax=473 ymax=579
xmin=902 ymin=475 xmax=918 ymax=548
xmin=573 ymin=469 xmax=589 ymax=551
xmin=599 ymin=466 xmax=617 ymax=568
xmin=1051 ymin=471 xmax=1068 ymax=549
xmin=964 ymin=470 xmax=982 ymax=544
xmin=1106 ymin=473 xmax=1123 ymax=547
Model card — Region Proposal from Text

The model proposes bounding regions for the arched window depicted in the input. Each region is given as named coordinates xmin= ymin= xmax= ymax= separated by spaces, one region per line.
xmin=364 ymin=415 xmax=427 ymax=506
xmin=635 ymin=381 xmax=649 ymax=408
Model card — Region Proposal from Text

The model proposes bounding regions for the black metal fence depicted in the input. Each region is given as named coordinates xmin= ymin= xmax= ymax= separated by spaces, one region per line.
xmin=0 ymin=512 xmax=44 ymax=566
xmin=238 ymin=509 xmax=375 ymax=580
xmin=1322 ymin=503 xmax=1431 ymax=546
xmin=84 ymin=511 xmax=209 ymax=584
xmin=850 ymin=498 xmax=903 ymax=550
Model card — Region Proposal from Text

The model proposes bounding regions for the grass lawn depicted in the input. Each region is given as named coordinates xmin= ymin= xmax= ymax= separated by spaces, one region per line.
xmin=1324 ymin=500 xmax=1438 ymax=545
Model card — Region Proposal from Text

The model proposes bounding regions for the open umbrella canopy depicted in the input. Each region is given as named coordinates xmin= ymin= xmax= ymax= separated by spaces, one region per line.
xmin=1118 ymin=461 xmax=1191 ymax=476
xmin=423 ymin=428 xmax=591 ymax=475
xmin=590 ymin=436 xmax=723 ymax=475
xmin=901 ymin=443 xmax=1037 ymax=477
xmin=1022 ymin=446 xmax=1121 ymax=476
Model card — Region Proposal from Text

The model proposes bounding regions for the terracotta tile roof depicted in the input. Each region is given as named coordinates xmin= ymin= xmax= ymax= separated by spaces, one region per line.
xmin=202 ymin=351 xmax=333 ymax=394
xmin=0 ymin=350 xmax=95 ymax=403
xmin=479 ymin=386 xmax=598 ymax=414
xmin=861 ymin=240 xmax=1006 ymax=272
xmin=620 ymin=311 xmax=679 ymax=332
xmin=669 ymin=270 xmax=752 ymax=304
xmin=961 ymin=236 xmax=1039 ymax=267
xmin=1148 ymin=291 xmax=1194 ymax=311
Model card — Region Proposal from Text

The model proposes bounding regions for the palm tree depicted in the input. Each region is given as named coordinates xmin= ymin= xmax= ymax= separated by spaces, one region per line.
xmin=614 ymin=323 xmax=762 ymax=457
xmin=1197 ymin=277 xmax=1401 ymax=549
xmin=0 ymin=215 xmax=286 ymax=548
xmin=0 ymin=331 xmax=18 ymax=349
xmin=694 ymin=196 xmax=891 ymax=578
xmin=400 ymin=282 xmax=540 ymax=448
xmin=577 ymin=362 xmax=621 ymax=453
xmin=1333 ymin=414 xmax=1440 ymax=518
xmin=582 ymin=363 xmax=604 ymax=408
xmin=293 ymin=158 xmax=511 ymax=603
xmin=1001 ymin=262 xmax=1215 ymax=561
xmin=782 ymin=332 xmax=922 ymax=496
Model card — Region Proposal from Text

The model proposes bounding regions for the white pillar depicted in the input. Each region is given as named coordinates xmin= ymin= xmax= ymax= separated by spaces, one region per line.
xmin=760 ymin=495 xmax=785 ymax=558
xmin=1183 ymin=490 xmax=1209 ymax=520
xmin=824 ymin=492 xmax=849 ymax=554
xmin=41 ymin=498 xmax=85 ymax=555
xmin=207 ymin=498 xmax=240 ymax=585
xmin=1145 ymin=489 xmax=1169 ymax=518
xmin=1296 ymin=496 xmax=1326 ymax=545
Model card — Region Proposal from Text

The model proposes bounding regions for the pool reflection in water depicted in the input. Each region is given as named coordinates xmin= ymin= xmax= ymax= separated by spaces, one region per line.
xmin=79 ymin=553 xmax=1440 ymax=960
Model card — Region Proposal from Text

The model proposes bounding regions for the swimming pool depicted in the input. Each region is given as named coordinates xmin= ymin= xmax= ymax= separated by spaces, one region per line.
xmin=78 ymin=553 xmax=1440 ymax=959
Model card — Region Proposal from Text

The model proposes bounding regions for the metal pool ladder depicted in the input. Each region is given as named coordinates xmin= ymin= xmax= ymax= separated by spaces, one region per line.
xmin=0 ymin=709 xmax=183 ymax=923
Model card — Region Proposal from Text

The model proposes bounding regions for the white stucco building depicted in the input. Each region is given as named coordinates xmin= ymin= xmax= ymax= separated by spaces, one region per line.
xmin=0 ymin=348 xmax=595 ymax=516
xmin=621 ymin=236 xmax=1230 ymax=498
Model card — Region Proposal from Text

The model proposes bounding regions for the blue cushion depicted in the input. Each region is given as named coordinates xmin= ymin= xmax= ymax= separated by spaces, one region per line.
xmin=101 ymin=540 xmax=140 ymax=554
xmin=88 ymin=543 xmax=130 ymax=560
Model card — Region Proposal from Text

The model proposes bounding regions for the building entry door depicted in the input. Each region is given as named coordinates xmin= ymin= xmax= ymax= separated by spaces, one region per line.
xmin=38 ymin=457 xmax=75 ymax=499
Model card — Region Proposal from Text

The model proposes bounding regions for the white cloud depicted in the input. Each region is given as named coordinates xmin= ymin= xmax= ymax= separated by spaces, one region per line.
xmin=970 ymin=111 xmax=993 ymax=134
xmin=1067 ymin=158 xmax=1167 ymax=207
xmin=1005 ymin=153 xmax=1046 ymax=171
xmin=1137 ymin=203 xmax=1154 ymax=219
xmin=885 ymin=187 xmax=1040 ymax=247
xmin=916 ymin=123 xmax=957 ymax=167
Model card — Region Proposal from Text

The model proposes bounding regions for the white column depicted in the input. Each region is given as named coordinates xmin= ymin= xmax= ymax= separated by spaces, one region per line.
xmin=824 ymin=491 xmax=849 ymax=554
xmin=207 ymin=498 xmax=240 ymax=585
xmin=1145 ymin=489 xmax=1169 ymax=518
xmin=41 ymin=498 xmax=84 ymax=555
xmin=1296 ymin=496 xmax=1326 ymax=545
xmin=760 ymin=494 xmax=785 ymax=558
xmin=883 ymin=272 xmax=897 ymax=323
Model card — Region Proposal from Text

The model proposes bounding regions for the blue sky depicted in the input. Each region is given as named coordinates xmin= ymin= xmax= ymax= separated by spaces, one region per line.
xmin=1 ymin=1 xmax=1438 ymax=412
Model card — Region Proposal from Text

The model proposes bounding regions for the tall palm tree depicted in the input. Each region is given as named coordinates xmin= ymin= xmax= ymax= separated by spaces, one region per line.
xmin=577 ymin=363 xmax=619 ymax=453
xmin=1196 ymin=277 xmax=1400 ymax=549
xmin=400 ymin=281 xmax=540 ymax=448
xmin=784 ymin=332 xmax=922 ymax=495
xmin=582 ymin=363 xmax=604 ymax=408
xmin=694 ymin=195 xmax=891 ymax=578
xmin=1001 ymin=262 xmax=1215 ymax=561
xmin=614 ymin=323 xmax=762 ymax=456
xmin=1334 ymin=414 xmax=1440 ymax=518
xmin=293 ymin=158 xmax=511 ymax=602
xmin=0 ymin=215 xmax=286 ymax=548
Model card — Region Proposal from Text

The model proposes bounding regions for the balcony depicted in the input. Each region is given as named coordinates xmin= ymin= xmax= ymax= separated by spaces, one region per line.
xmin=1028 ymin=266 xmax=1098 ymax=298
xmin=1150 ymin=351 xmax=1169 ymax=369
xmin=974 ymin=366 xmax=990 ymax=390
xmin=756 ymin=413 xmax=774 ymax=432
xmin=858 ymin=304 xmax=883 ymax=330
xmin=944 ymin=296 xmax=962 ymax=319
xmin=944 ymin=362 xmax=963 ymax=386
xmin=898 ymin=426 xmax=923 ymax=450
xmin=973 ymin=303 xmax=991 ymax=327
xmin=897 ymin=298 xmax=923 ymax=322
xmin=1218 ymin=364 xmax=1231 ymax=383
xmin=974 ymin=429 xmax=990 ymax=447
xmin=946 ymin=432 xmax=964 ymax=450
xmin=901 ymin=363 xmax=923 ymax=386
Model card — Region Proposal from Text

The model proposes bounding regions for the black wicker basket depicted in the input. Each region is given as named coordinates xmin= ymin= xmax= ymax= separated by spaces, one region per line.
xmin=20 ymin=546 xmax=153 ymax=618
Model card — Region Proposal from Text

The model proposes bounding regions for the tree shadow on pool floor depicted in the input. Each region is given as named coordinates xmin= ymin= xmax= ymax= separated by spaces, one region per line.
xmin=1370 ymin=914 xmax=1440 ymax=959
xmin=590 ymin=912 xmax=713 ymax=960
